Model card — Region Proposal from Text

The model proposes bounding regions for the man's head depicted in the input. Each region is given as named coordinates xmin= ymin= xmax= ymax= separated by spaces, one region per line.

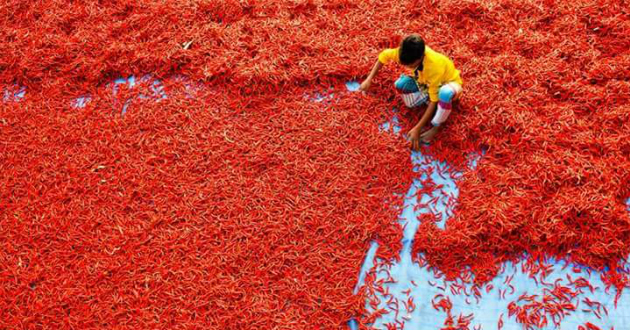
xmin=399 ymin=34 xmax=425 ymax=69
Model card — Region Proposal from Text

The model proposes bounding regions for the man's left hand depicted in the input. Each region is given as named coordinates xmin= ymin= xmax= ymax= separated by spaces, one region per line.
xmin=407 ymin=127 xmax=422 ymax=151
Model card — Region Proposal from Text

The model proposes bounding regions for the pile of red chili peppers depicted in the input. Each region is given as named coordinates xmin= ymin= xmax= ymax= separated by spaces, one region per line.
xmin=1 ymin=0 xmax=629 ymax=329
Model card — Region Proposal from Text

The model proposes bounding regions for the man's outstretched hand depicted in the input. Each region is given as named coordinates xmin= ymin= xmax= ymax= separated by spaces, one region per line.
xmin=407 ymin=127 xmax=422 ymax=151
xmin=359 ymin=79 xmax=372 ymax=92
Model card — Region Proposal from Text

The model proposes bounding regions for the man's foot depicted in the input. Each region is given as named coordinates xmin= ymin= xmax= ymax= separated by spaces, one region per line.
xmin=420 ymin=126 xmax=440 ymax=143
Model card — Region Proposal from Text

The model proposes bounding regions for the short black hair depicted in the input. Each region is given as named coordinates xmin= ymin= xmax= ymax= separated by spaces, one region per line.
xmin=399 ymin=34 xmax=425 ymax=66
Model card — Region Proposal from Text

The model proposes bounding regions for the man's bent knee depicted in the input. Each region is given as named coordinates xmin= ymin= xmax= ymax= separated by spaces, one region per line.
xmin=395 ymin=75 xmax=419 ymax=93
xmin=438 ymin=84 xmax=455 ymax=103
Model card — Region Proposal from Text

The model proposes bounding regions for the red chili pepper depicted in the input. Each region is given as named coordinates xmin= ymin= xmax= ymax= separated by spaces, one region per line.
xmin=584 ymin=322 xmax=603 ymax=330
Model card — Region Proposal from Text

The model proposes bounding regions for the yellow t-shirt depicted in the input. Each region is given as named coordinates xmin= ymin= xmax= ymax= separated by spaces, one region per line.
xmin=378 ymin=46 xmax=463 ymax=102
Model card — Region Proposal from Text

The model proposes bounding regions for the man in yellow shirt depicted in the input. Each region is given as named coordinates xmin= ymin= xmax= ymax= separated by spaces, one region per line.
xmin=360 ymin=34 xmax=463 ymax=149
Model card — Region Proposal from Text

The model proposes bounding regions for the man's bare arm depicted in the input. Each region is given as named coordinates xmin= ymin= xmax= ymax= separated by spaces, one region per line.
xmin=360 ymin=61 xmax=383 ymax=91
